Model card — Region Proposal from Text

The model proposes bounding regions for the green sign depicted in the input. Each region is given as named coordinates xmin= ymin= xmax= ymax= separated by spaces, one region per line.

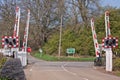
xmin=67 ymin=48 xmax=75 ymax=54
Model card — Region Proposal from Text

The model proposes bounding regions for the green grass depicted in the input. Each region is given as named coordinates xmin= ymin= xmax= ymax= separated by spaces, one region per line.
xmin=0 ymin=77 xmax=10 ymax=80
xmin=115 ymin=71 xmax=120 ymax=76
xmin=33 ymin=53 xmax=95 ymax=61
xmin=0 ymin=58 xmax=7 ymax=69
xmin=34 ymin=53 xmax=58 ymax=61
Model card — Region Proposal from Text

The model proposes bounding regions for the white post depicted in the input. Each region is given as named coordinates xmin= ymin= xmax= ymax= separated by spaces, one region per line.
xmin=18 ymin=9 xmax=30 ymax=67
xmin=105 ymin=11 xmax=112 ymax=71
xmin=105 ymin=48 xmax=112 ymax=71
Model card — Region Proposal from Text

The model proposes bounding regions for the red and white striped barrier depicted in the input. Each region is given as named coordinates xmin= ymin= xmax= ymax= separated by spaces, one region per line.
xmin=105 ymin=11 xmax=111 ymax=37
xmin=91 ymin=18 xmax=100 ymax=57
xmin=22 ymin=9 xmax=30 ymax=52
xmin=13 ymin=6 xmax=20 ymax=37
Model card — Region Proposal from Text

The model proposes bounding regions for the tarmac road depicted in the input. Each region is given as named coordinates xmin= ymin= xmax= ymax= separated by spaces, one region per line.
xmin=24 ymin=54 xmax=120 ymax=80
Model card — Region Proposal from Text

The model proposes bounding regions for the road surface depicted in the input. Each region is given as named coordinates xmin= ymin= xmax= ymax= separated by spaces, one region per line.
xmin=24 ymin=54 xmax=120 ymax=80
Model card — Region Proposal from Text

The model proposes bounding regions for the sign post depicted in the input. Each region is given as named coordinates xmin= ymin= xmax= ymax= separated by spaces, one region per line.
xmin=105 ymin=48 xmax=112 ymax=71
xmin=39 ymin=48 xmax=43 ymax=56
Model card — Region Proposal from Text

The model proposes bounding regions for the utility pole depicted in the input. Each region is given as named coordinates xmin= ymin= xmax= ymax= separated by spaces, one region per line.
xmin=58 ymin=15 xmax=63 ymax=57
xmin=58 ymin=0 xmax=64 ymax=57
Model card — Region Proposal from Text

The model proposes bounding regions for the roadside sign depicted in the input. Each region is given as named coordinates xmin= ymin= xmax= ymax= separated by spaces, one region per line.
xmin=66 ymin=48 xmax=75 ymax=54
xmin=39 ymin=48 xmax=43 ymax=53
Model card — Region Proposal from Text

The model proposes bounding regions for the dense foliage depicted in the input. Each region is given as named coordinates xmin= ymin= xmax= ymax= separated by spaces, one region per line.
xmin=113 ymin=58 xmax=120 ymax=71
xmin=43 ymin=9 xmax=120 ymax=56
xmin=0 ymin=54 xmax=7 ymax=69
xmin=43 ymin=26 xmax=94 ymax=56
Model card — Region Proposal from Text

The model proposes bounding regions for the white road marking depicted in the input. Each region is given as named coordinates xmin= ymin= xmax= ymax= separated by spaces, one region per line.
xmin=61 ymin=65 xmax=77 ymax=75
xmin=61 ymin=63 xmax=89 ymax=80
xmin=30 ymin=69 xmax=32 ymax=71
xmin=93 ymin=66 xmax=97 ymax=69
xmin=40 ymin=70 xmax=64 ymax=72
xmin=83 ymin=78 xmax=89 ymax=80
xmin=61 ymin=63 xmax=77 ymax=75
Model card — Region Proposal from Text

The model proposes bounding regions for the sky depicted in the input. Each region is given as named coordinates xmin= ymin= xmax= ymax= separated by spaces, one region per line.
xmin=101 ymin=0 xmax=120 ymax=8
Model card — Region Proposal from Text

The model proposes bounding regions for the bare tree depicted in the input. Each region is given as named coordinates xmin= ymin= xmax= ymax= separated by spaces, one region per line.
xmin=23 ymin=0 xmax=67 ymax=48
xmin=66 ymin=0 xmax=101 ymax=27
xmin=0 ymin=0 xmax=16 ymax=35
xmin=0 ymin=0 xmax=102 ymax=49
xmin=22 ymin=0 xmax=60 ymax=49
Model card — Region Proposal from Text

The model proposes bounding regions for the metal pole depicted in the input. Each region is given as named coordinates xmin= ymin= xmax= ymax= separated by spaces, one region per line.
xmin=58 ymin=15 xmax=63 ymax=57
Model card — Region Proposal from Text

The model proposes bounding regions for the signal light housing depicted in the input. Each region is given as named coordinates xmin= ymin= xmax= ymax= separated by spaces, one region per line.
xmin=102 ymin=37 xmax=118 ymax=48
xmin=2 ymin=36 xmax=19 ymax=48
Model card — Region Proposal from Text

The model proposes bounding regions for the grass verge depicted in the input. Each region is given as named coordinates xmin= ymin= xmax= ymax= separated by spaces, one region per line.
xmin=0 ymin=77 xmax=10 ymax=80
xmin=114 ymin=71 xmax=120 ymax=77
xmin=0 ymin=58 xmax=7 ymax=69
xmin=0 ymin=57 xmax=7 ymax=80
xmin=33 ymin=53 xmax=95 ymax=61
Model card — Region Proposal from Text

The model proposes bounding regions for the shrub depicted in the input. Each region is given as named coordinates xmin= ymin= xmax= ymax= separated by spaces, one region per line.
xmin=113 ymin=58 xmax=120 ymax=71
xmin=0 ymin=77 xmax=10 ymax=80
xmin=0 ymin=58 xmax=7 ymax=69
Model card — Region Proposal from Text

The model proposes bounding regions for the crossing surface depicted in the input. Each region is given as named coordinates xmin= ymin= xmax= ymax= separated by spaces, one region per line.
xmin=24 ymin=54 xmax=120 ymax=80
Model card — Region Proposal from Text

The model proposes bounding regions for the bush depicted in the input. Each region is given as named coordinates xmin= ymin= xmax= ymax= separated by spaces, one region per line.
xmin=0 ymin=77 xmax=10 ymax=80
xmin=113 ymin=58 xmax=120 ymax=71
xmin=43 ymin=27 xmax=95 ymax=56
xmin=43 ymin=9 xmax=120 ymax=56
xmin=0 ymin=58 xmax=7 ymax=69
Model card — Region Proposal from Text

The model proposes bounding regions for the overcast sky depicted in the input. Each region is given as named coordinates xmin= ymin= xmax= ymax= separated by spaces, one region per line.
xmin=101 ymin=0 xmax=120 ymax=8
